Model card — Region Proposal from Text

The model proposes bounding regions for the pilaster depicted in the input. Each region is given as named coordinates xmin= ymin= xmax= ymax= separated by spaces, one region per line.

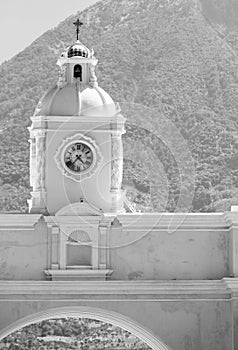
xmin=29 ymin=130 xmax=47 ymax=214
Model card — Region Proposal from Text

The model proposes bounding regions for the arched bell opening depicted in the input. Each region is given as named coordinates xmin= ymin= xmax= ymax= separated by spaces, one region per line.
xmin=74 ymin=64 xmax=82 ymax=81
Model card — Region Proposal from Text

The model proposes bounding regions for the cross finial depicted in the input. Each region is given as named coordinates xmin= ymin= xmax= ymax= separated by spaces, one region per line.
xmin=73 ymin=19 xmax=83 ymax=41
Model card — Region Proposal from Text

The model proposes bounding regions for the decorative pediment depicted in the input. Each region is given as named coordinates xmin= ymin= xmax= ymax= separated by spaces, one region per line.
xmin=56 ymin=201 xmax=102 ymax=216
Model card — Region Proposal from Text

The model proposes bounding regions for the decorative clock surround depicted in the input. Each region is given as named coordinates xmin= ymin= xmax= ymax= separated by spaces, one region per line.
xmin=54 ymin=133 xmax=103 ymax=182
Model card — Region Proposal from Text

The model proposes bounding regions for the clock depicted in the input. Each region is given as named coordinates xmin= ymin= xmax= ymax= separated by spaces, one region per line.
xmin=64 ymin=142 xmax=93 ymax=173
xmin=54 ymin=133 xmax=102 ymax=182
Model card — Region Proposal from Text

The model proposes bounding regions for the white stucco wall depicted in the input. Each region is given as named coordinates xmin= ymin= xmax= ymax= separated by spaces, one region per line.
xmin=110 ymin=227 xmax=230 ymax=280
xmin=0 ymin=212 xmax=236 ymax=349
xmin=0 ymin=216 xmax=47 ymax=280
xmin=0 ymin=213 xmax=232 ymax=280
xmin=0 ymin=284 xmax=233 ymax=350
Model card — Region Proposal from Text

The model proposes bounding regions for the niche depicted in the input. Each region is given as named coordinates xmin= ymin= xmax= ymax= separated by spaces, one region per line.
xmin=66 ymin=230 xmax=92 ymax=268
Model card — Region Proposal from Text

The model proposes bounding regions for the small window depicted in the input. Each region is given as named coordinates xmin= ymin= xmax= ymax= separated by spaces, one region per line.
xmin=74 ymin=64 xmax=82 ymax=80
xmin=66 ymin=230 xmax=92 ymax=268
xmin=67 ymin=245 xmax=91 ymax=267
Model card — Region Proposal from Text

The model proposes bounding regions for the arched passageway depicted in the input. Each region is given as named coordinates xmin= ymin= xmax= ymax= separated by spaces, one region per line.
xmin=0 ymin=306 xmax=171 ymax=350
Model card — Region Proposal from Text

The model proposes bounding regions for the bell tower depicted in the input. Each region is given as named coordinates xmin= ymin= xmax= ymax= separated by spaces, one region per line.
xmin=28 ymin=20 xmax=126 ymax=217
xmin=27 ymin=20 xmax=126 ymax=280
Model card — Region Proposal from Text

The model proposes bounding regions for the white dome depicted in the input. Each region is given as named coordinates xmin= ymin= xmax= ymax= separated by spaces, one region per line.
xmin=67 ymin=40 xmax=91 ymax=58
xmin=34 ymin=84 xmax=117 ymax=117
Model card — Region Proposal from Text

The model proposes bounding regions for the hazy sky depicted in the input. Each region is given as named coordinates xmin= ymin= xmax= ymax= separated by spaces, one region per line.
xmin=0 ymin=0 xmax=99 ymax=64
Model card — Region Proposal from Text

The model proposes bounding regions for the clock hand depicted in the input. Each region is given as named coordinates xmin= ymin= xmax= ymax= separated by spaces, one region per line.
xmin=71 ymin=154 xmax=81 ymax=165
xmin=71 ymin=158 xmax=79 ymax=165
xmin=77 ymin=154 xmax=85 ymax=164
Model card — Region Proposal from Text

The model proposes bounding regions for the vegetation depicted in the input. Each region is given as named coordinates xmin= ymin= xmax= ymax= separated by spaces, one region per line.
xmin=0 ymin=317 xmax=151 ymax=349
xmin=1 ymin=0 xmax=238 ymax=212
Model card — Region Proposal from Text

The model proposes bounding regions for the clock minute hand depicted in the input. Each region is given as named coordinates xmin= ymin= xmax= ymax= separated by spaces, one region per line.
xmin=77 ymin=154 xmax=85 ymax=164
xmin=71 ymin=154 xmax=81 ymax=165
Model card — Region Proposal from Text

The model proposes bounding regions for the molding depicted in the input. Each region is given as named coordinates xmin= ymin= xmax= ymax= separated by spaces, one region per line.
xmin=0 ymin=214 xmax=42 ymax=230
xmin=57 ymin=57 xmax=97 ymax=65
xmin=223 ymin=278 xmax=238 ymax=297
xmin=0 ymin=280 xmax=230 ymax=300
xmin=0 ymin=306 xmax=170 ymax=350
xmin=54 ymin=133 xmax=102 ymax=183
xmin=0 ymin=212 xmax=233 ymax=231
xmin=44 ymin=269 xmax=113 ymax=281
xmin=33 ymin=128 xmax=123 ymax=133
xmin=116 ymin=213 xmax=231 ymax=231
xmin=30 ymin=113 xmax=125 ymax=124
xmin=225 ymin=212 xmax=238 ymax=227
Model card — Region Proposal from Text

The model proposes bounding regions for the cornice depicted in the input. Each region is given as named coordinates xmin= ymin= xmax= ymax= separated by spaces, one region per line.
xmin=30 ymin=114 xmax=125 ymax=124
xmin=116 ymin=213 xmax=231 ymax=231
xmin=224 ymin=212 xmax=238 ymax=227
xmin=57 ymin=57 xmax=97 ymax=66
xmin=223 ymin=278 xmax=238 ymax=297
xmin=0 ymin=280 xmax=230 ymax=301
xmin=0 ymin=213 xmax=233 ymax=232
xmin=0 ymin=214 xmax=42 ymax=230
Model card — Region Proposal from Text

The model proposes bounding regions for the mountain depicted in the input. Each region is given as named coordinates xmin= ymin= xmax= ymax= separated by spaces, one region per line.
xmin=200 ymin=0 xmax=238 ymax=32
xmin=1 ymin=0 xmax=238 ymax=212
xmin=200 ymin=0 xmax=238 ymax=57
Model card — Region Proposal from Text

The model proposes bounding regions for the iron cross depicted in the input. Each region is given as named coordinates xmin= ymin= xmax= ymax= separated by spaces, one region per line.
xmin=73 ymin=19 xmax=83 ymax=40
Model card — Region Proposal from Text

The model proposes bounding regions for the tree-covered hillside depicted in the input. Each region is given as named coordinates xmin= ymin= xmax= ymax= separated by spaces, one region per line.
xmin=1 ymin=0 xmax=238 ymax=212
xmin=0 ymin=317 xmax=151 ymax=349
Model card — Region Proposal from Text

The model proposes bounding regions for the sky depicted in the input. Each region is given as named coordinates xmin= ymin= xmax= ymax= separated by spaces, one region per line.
xmin=0 ymin=0 xmax=99 ymax=64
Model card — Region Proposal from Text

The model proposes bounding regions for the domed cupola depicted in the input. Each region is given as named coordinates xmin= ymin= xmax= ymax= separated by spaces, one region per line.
xmin=67 ymin=40 xmax=90 ymax=58
xmin=34 ymin=19 xmax=117 ymax=117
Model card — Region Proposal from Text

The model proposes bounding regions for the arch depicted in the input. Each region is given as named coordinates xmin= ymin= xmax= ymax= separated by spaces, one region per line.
xmin=0 ymin=306 xmax=171 ymax=350
xmin=74 ymin=64 xmax=82 ymax=80
xmin=68 ymin=230 xmax=91 ymax=243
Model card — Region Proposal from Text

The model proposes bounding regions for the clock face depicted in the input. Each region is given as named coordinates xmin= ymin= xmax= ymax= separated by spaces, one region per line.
xmin=64 ymin=142 xmax=93 ymax=173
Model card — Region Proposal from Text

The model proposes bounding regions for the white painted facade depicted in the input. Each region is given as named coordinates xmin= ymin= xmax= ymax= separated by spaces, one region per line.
xmin=1 ymin=34 xmax=238 ymax=350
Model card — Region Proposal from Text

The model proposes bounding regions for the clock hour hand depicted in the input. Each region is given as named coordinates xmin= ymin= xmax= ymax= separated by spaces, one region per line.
xmin=76 ymin=154 xmax=85 ymax=164
xmin=71 ymin=157 xmax=79 ymax=165
xmin=69 ymin=154 xmax=81 ymax=165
